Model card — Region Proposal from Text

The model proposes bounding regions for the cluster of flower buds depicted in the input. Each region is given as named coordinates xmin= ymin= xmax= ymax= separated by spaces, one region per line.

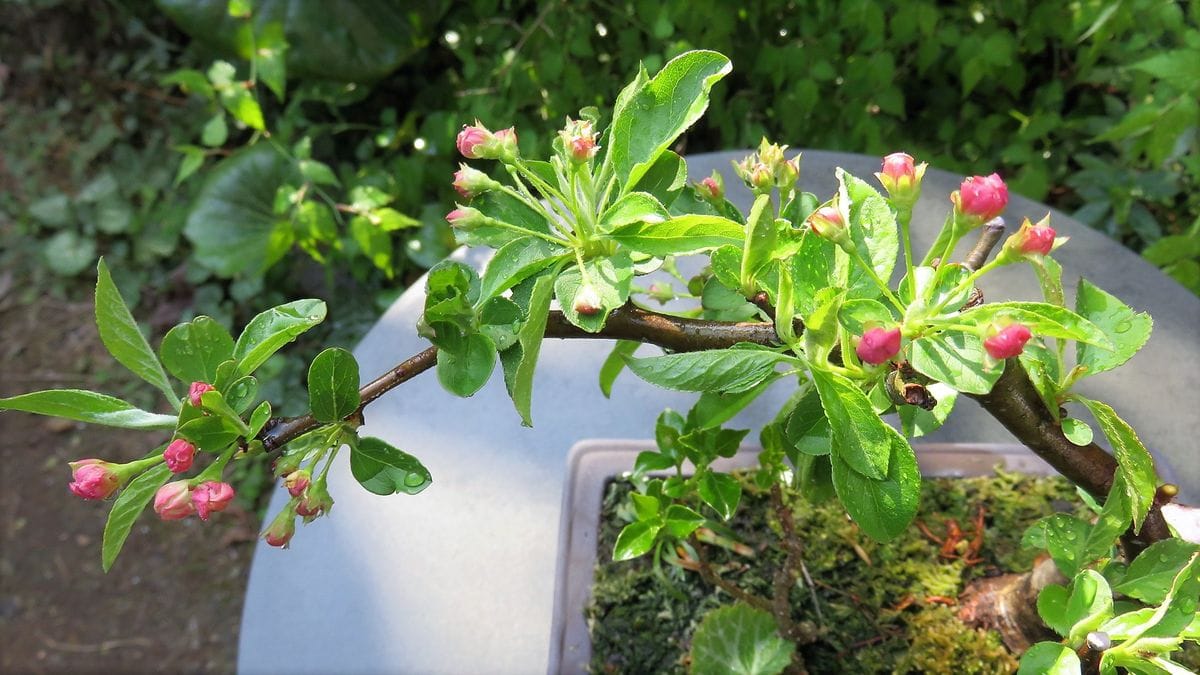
xmin=152 ymin=480 xmax=236 ymax=521
xmin=456 ymin=121 xmax=518 ymax=162
xmin=875 ymin=152 xmax=927 ymax=207
xmin=451 ymin=165 xmax=501 ymax=200
xmin=952 ymin=173 xmax=1009 ymax=225
xmin=983 ymin=322 xmax=1033 ymax=360
xmin=188 ymin=381 xmax=214 ymax=408
xmin=855 ymin=326 xmax=902 ymax=366
xmin=995 ymin=214 xmax=1060 ymax=264
xmin=694 ymin=170 xmax=724 ymax=203
xmin=260 ymin=458 xmax=335 ymax=548
xmin=732 ymin=139 xmax=799 ymax=194
xmin=558 ymin=117 xmax=599 ymax=164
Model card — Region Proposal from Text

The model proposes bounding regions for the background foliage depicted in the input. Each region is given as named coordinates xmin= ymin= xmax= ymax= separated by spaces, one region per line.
xmin=5 ymin=0 xmax=1198 ymax=345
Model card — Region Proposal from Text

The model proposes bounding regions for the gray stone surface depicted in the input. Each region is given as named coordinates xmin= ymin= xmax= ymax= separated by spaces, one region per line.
xmin=238 ymin=151 xmax=1199 ymax=675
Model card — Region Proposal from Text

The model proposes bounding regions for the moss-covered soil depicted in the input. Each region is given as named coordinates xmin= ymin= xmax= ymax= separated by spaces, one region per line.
xmin=588 ymin=470 xmax=1085 ymax=674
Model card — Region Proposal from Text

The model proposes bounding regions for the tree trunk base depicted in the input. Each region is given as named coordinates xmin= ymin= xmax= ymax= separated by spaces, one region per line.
xmin=957 ymin=557 xmax=1065 ymax=653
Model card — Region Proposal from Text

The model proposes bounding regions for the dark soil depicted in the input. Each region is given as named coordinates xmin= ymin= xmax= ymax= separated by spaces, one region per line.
xmin=0 ymin=284 xmax=258 ymax=674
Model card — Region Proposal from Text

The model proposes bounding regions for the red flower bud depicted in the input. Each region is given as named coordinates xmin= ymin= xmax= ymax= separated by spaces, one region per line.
xmin=452 ymin=164 xmax=493 ymax=199
xmin=808 ymin=206 xmax=848 ymax=243
xmin=455 ymin=123 xmax=492 ymax=159
xmin=154 ymin=481 xmax=195 ymax=520
xmin=1019 ymin=223 xmax=1056 ymax=256
xmin=188 ymin=381 xmax=214 ymax=408
xmin=296 ymin=482 xmax=334 ymax=521
xmin=559 ymin=118 xmax=598 ymax=163
xmin=881 ymin=152 xmax=915 ymax=180
xmin=263 ymin=504 xmax=297 ymax=548
xmin=953 ymin=173 xmax=1008 ymax=222
xmin=163 ymin=439 xmax=196 ymax=474
xmin=983 ymin=323 xmax=1032 ymax=360
xmin=68 ymin=459 xmax=121 ymax=500
xmin=445 ymin=205 xmax=485 ymax=230
xmin=191 ymin=481 xmax=235 ymax=521
xmin=696 ymin=172 xmax=723 ymax=201
xmin=856 ymin=327 xmax=902 ymax=365
xmin=284 ymin=470 xmax=310 ymax=498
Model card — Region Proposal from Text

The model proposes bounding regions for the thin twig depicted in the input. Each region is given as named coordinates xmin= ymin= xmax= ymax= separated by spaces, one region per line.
xmin=693 ymin=540 xmax=773 ymax=613
xmin=963 ymin=217 xmax=1007 ymax=272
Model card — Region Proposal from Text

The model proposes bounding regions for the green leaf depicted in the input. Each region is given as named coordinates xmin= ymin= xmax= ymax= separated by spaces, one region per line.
xmin=698 ymin=470 xmax=742 ymax=520
xmin=783 ymin=389 xmax=832 ymax=456
xmin=198 ymin=390 xmax=251 ymax=436
xmin=624 ymin=347 xmax=790 ymax=394
xmin=1115 ymin=539 xmax=1200 ymax=604
xmin=1076 ymin=397 xmax=1157 ymax=533
xmin=687 ymin=376 xmax=779 ymax=430
xmin=436 ymin=332 xmax=496 ymax=397
xmin=184 ymin=145 xmax=299 ymax=277
xmin=597 ymin=192 xmax=670 ymax=232
xmin=254 ymin=21 xmax=287 ymax=101
xmin=830 ymin=426 xmax=920 ymax=542
xmin=43 ymin=231 xmax=95 ymax=276
xmin=247 ymin=400 xmax=272 ymax=436
xmin=499 ymin=272 xmax=555 ymax=425
xmin=554 ymin=251 xmax=634 ymax=332
xmin=607 ymin=50 xmax=731 ymax=190
xmin=607 ymin=214 xmax=743 ymax=256
xmin=1075 ymin=279 xmax=1153 ymax=377
xmin=1061 ymin=418 xmax=1094 ymax=446
xmin=349 ymin=436 xmax=432 ymax=496
xmin=1017 ymin=642 xmax=1081 ymax=675
xmin=911 ymin=331 xmax=1003 ymax=395
xmin=233 ymin=299 xmax=327 ymax=376
xmin=663 ymin=505 xmax=706 ymax=539
xmin=840 ymin=171 xmax=898 ymax=297
xmin=307 ymin=348 xmax=361 ymax=423
xmin=1037 ymin=584 xmax=1072 ymax=636
xmin=690 ymin=603 xmax=794 ymax=675
xmin=478 ymin=237 xmax=567 ymax=303
xmin=612 ymin=519 xmax=661 ymax=561
xmin=102 ymin=464 xmax=172 ymax=572
xmin=0 ymin=390 xmax=177 ymax=430
xmin=1064 ymin=569 xmax=1114 ymax=645
xmin=810 ymin=368 xmax=890 ymax=479
xmin=740 ymin=195 xmax=776 ymax=290
xmin=626 ymin=150 xmax=686 ymax=204
xmin=465 ymin=190 xmax=555 ymax=247
xmin=95 ymin=260 xmax=176 ymax=403
xmin=350 ymin=215 xmax=393 ymax=275
xmin=223 ymin=375 xmax=259 ymax=414
xmin=201 ymin=113 xmax=228 ymax=147
xmin=159 ymin=316 xmax=236 ymax=384
xmin=898 ymin=383 xmax=958 ymax=438
xmin=789 ymin=232 xmax=836 ymax=318
xmin=598 ymin=340 xmax=639 ymax=398
xmin=961 ymin=302 xmax=1113 ymax=348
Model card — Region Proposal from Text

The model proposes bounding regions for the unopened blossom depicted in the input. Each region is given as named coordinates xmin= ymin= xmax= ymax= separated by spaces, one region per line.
xmin=807 ymin=205 xmax=849 ymax=245
xmin=493 ymin=127 xmax=518 ymax=161
xmin=188 ymin=382 xmax=214 ymax=408
xmin=559 ymin=118 xmax=599 ymax=163
xmin=445 ymin=206 xmax=486 ymax=230
xmin=451 ymin=165 xmax=494 ymax=199
xmin=191 ymin=481 xmax=235 ymax=521
xmin=154 ymin=481 xmax=195 ymax=520
xmin=284 ymin=470 xmax=310 ymax=498
xmin=695 ymin=171 xmax=723 ymax=201
xmin=296 ymin=481 xmax=334 ymax=521
xmin=68 ymin=459 xmax=121 ymax=500
xmin=856 ymin=327 xmax=902 ymax=365
xmin=875 ymin=152 xmax=927 ymax=204
xmin=953 ymin=173 xmax=1008 ymax=223
xmin=574 ymin=284 xmax=602 ymax=316
xmin=163 ymin=439 xmax=196 ymax=474
xmin=263 ymin=504 xmax=297 ymax=548
xmin=455 ymin=122 xmax=492 ymax=159
xmin=984 ymin=323 xmax=1032 ymax=360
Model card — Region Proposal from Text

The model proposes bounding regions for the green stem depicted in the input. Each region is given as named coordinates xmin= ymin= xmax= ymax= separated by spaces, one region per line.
xmin=496 ymin=185 xmax=576 ymax=243
xmin=920 ymin=211 xmax=957 ymax=266
xmin=192 ymin=445 xmax=237 ymax=485
xmin=897 ymin=207 xmax=916 ymax=298
xmin=849 ymin=247 xmax=904 ymax=312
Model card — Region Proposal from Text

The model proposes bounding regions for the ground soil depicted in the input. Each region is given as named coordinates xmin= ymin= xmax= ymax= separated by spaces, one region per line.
xmin=0 ymin=282 xmax=258 ymax=674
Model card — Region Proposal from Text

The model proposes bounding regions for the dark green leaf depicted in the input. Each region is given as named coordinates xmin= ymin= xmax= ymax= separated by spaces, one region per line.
xmin=911 ymin=331 xmax=1003 ymax=395
xmin=0 ymin=390 xmax=177 ymax=430
xmin=784 ymin=389 xmax=832 ymax=456
xmin=698 ymin=470 xmax=742 ymax=520
xmin=349 ymin=436 xmax=431 ymax=496
xmin=436 ymin=332 xmax=496 ymax=397
xmin=830 ymin=426 xmax=920 ymax=542
xmin=598 ymin=340 xmax=639 ymax=398
xmin=810 ymin=368 xmax=890 ymax=478
xmin=499 ymin=273 xmax=555 ymax=425
xmin=690 ymin=603 xmax=794 ymax=675
xmin=233 ymin=299 xmax=327 ymax=376
xmin=96 ymin=259 xmax=176 ymax=403
xmin=1077 ymin=397 xmax=1157 ymax=533
xmin=687 ymin=376 xmax=778 ymax=430
xmin=102 ymin=464 xmax=172 ymax=572
xmin=478 ymin=237 xmax=567 ymax=303
xmin=307 ymin=348 xmax=360 ymax=423
xmin=159 ymin=316 xmax=235 ymax=384
xmin=625 ymin=347 xmax=790 ymax=394
xmin=1115 ymin=539 xmax=1200 ymax=604
xmin=1075 ymin=279 xmax=1153 ymax=376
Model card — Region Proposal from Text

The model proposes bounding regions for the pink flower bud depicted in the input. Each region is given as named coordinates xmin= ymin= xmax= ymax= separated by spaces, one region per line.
xmin=445 ymin=205 xmax=485 ymax=230
xmin=1019 ymin=223 xmax=1056 ymax=256
xmin=296 ymin=482 xmax=334 ymax=521
xmin=188 ymin=381 xmax=214 ymax=408
xmin=154 ymin=481 xmax=195 ymax=520
xmin=263 ymin=505 xmax=297 ymax=548
xmin=559 ymin=118 xmax=598 ymax=163
xmin=997 ymin=215 xmax=1060 ymax=264
xmin=574 ymin=284 xmax=602 ymax=316
xmin=856 ymin=327 xmax=902 ymax=365
xmin=953 ymin=173 xmax=1008 ymax=222
xmin=68 ymin=459 xmax=121 ymax=500
xmin=696 ymin=172 xmax=723 ymax=201
xmin=808 ymin=206 xmax=848 ymax=244
xmin=456 ymin=123 xmax=492 ymax=159
xmin=881 ymin=152 xmax=915 ymax=180
xmin=984 ymin=323 xmax=1032 ymax=360
xmin=494 ymin=127 xmax=518 ymax=161
xmin=191 ymin=481 xmax=235 ymax=521
xmin=163 ymin=439 xmax=196 ymax=474
xmin=452 ymin=164 xmax=493 ymax=199
xmin=284 ymin=470 xmax=310 ymax=498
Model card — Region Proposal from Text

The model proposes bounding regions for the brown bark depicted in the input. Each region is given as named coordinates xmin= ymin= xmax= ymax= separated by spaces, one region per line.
xmin=957 ymin=557 xmax=1065 ymax=652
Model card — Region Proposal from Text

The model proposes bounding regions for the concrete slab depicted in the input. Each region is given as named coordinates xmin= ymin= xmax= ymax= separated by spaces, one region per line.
xmin=238 ymin=151 xmax=1199 ymax=674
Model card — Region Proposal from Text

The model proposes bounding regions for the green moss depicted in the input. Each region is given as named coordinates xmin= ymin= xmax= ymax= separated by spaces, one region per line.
xmin=587 ymin=470 xmax=1087 ymax=674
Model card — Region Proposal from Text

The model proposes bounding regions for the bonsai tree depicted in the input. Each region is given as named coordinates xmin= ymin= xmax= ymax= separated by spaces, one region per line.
xmin=3 ymin=51 xmax=1197 ymax=674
